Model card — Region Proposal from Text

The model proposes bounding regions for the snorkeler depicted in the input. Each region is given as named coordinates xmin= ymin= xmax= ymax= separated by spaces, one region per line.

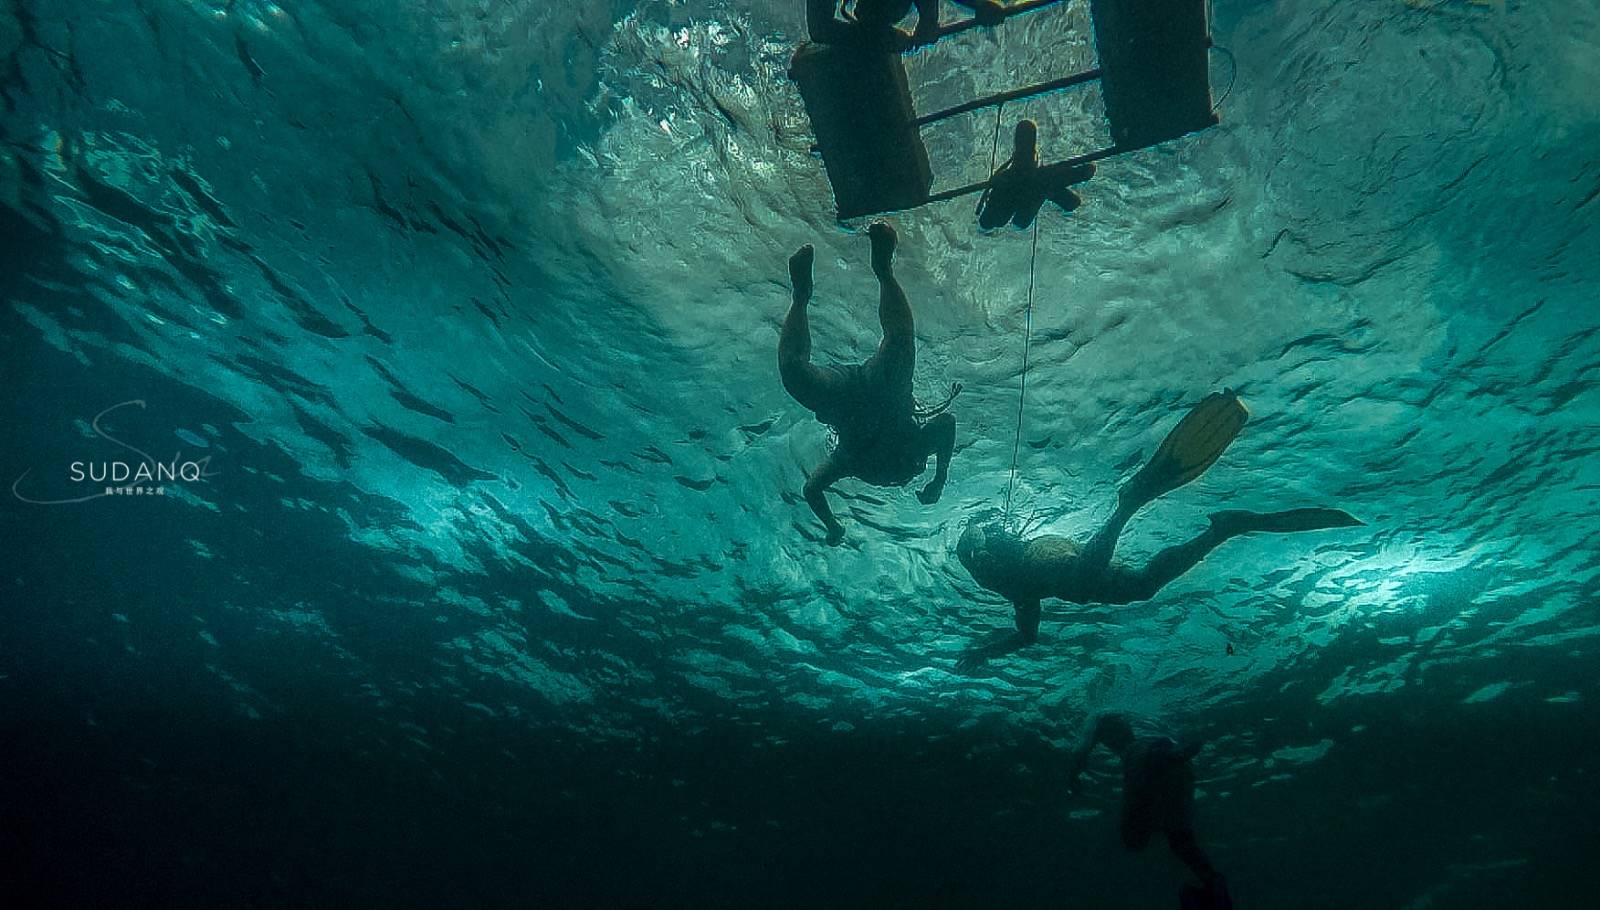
xmin=806 ymin=0 xmax=1006 ymax=49
xmin=781 ymin=220 xmax=959 ymax=546
xmin=1068 ymin=713 xmax=1234 ymax=910
xmin=956 ymin=390 xmax=1361 ymax=651
xmin=977 ymin=119 xmax=1096 ymax=230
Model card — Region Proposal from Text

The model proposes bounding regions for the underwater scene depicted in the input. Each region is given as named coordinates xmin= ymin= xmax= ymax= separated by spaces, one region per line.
xmin=2 ymin=0 xmax=1597 ymax=907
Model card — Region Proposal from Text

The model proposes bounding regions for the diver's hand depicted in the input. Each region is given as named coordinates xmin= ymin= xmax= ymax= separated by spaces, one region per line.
xmin=824 ymin=524 xmax=846 ymax=547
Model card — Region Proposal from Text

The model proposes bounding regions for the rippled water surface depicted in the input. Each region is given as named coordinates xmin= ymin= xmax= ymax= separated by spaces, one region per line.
xmin=3 ymin=1 xmax=1598 ymax=907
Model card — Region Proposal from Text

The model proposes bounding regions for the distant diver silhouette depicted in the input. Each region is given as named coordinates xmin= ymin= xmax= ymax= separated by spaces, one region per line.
xmin=779 ymin=220 xmax=959 ymax=546
xmin=956 ymin=391 xmax=1361 ymax=662
xmin=1068 ymin=713 xmax=1234 ymax=910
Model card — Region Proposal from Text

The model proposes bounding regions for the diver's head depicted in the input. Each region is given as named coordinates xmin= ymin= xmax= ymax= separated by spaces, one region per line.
xmin=956 ymin=514 xmax=1025 ymax=591
xmin=853 ymin=0 xmax=915 ymax=28
xmin=1094 ymin=714 xmax=1135 ymax=751
xmin=1013 ymin=119 xmax=1039 ymax=162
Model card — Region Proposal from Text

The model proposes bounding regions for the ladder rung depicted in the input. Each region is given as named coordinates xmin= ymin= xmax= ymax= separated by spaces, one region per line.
xmin=913 ymin=68 xmax=1103 ymax=129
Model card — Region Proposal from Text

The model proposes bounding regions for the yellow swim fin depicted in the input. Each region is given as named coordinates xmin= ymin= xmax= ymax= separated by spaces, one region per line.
xmin=1120 ymin=391 xmax=1249 ymax=509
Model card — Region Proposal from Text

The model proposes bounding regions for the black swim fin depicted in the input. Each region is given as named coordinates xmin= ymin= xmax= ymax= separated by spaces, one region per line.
xmin=1209 ymin=507 xmax=1364 ymax=536
xmin=1180 ymin=879 xmax=1234 ymax=910
xmin=1121 ymin=391 xmax=1249 ymax=510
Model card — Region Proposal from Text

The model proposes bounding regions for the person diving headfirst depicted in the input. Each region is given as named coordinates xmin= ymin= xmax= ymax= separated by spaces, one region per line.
xmin=780 ymin=220 xmax=959 ymax=546
xmin=956 ymin=390 xmax=1362 ymax=660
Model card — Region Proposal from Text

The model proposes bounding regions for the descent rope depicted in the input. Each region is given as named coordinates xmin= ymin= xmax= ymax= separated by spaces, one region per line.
xmin=1003 ymin=217 xmax=1040 ymax=518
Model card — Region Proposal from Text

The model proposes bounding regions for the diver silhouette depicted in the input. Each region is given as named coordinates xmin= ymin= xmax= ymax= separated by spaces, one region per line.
xmin=976 ymin=119 xmax=1096 ymax=230
xmin=955 ymin=391 xmax=1361 ymax=662
xmin=780 ymin=220 xmax=958 ymax=546
xmin=1068 ymin=713 xmax=1234 ymax=909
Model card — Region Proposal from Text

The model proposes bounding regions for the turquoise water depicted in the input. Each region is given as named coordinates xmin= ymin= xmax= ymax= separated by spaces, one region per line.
xmin=3 ymin=1 xmax=1598 ymax=907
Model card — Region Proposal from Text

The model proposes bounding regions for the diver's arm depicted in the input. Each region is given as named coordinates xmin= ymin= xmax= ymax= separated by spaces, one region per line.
xmin=1013 ymin=598 xmax=1042 ymax=643
xmin=1065 ymin=726 xmax=1099 ymax=794
xmin=1067 ymin=712 xmax=1134 ymax=792
xmin=954 ymin=618 xmax=1035 ymax=673
xmin=803 ymin=455 xmax=850 ymax=546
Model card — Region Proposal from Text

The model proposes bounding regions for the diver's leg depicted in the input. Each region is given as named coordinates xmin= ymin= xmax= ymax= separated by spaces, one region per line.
xmin=1118 ymin=392 xmax=1248 ymax=514
xmin=1045 ymin=184 xmax=1083 ymax=215
xmin=978 ymin=186 xmax=1014 ymax=231
xmin=1100 ymin=508 xmax=1363 ymax=603
xmin=779 ymin=244 xmax=844 ymax=412
xmin=865 ymin=221 xmax=916 ymax=398
xmin=977 ymin=165 xmax=1019 ymax=231
xmin=1084 ymin=393 xmax=1253 ymax=574
xmin=1100 ymin=522 xmax=1230 ymax=603
xmin=1120 ymin=788 xmax=1156 ymax=853
xmin=803 ymin=452 xmax=852 ymax=547
xmin=1078 ymin=499 xmax=1141 ymax=574
xmin=1011 ymin=182 xmax=1048 ymax=229
xmin=1041 ymin=161 xmax=1092 ymax=214
xmin=780 ymin=245 xmax=816 ymax=363
xmin=1166 ymin=828 xmax=1222 ymax=888
xmin=915 ymin=411 xmax=955 ymax=504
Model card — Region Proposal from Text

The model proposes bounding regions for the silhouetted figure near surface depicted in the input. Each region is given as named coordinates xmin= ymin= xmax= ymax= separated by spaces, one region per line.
xmin=806 ymin=0 xmax=1006 ymax=50
xmin=977 ymin=119 xmax=1096 ymax=230
xmin=1068 ymin=713 xmax=1233 ymax=910
xmin=780 ymin=221 xmax=958 ymax=546
xmin=956 ymin=391 xmax=1361 ymax=663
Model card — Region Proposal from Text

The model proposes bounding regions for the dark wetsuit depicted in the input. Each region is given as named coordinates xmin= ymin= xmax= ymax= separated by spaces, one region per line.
xmin=779 ymin=223 xmax=956 ymax=544
xmin=978 ymin=160 xmax=1093 ymax=230
xmin=809 ymin=364 xmax=928 ymax=487
xmin=1070 ymin=717 xmax=1226 ymax=897
xmin=1120 ymin=737 xmax=1199 ymax=852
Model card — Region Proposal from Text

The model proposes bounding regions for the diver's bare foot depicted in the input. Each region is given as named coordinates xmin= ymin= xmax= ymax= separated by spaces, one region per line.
xmin=868 ymin=220 xmax=896 ymax=275
xmin=916 ymin=481 xmax=943 ymax=505
xmin=789 ymin=244 xmax=814 ymax=300
xmin=824 ymin=523 xmax=846 ymax=547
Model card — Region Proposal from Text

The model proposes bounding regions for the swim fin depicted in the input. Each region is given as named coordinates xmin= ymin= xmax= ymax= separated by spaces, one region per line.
xmin=1180 ymin=878 xmax=1233 ymax=910
xmin=1120 ymin=391 xmax=1249 ymax=510
xmin=1209 ymin=507 xmax=1364 ymax=536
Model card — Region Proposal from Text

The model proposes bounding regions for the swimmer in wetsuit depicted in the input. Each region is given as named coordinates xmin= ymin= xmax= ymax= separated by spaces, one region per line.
xmin=956 ymin=391 xmax=1361 ymax=657
xmin=977 ymin=119 xmax=1096 ymax=230
xmin=1068 ymin=713 xmax=1234 ymax=909
xmin=780 ymin=220 xmax=958 ymax=546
